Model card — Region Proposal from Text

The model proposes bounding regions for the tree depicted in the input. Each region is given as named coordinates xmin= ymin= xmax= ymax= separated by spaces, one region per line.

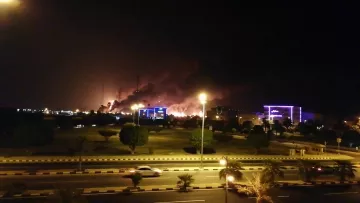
xmin=119 ymin=123 xmax=149 ymax=154
xmin=130 ymin=172 xmax=142 ymax=188
xmin=282 ymin=118 xmax=292 ymax=131
xmin=260 ymin=160 xmax=284 ymax=185
xmin=272 ymin=120 xmax=284 ymax=136
xmin=247 ymin=126 xmax=269 ymax=154
xmin=334 ymin=160 xmax=356 ymax=181
xmin=297 ymin=160 xmax=320 ymax=182
xmin=98 ymin=129 xmax=117 ymax=142
xmin=75 ymin=136 xmax=86 ymax=171
xmin=219 ymin=161 xmax=243 ymax=181
xmin=189 ymin=128 xmax=213 ymax=153
xmin=238 ymin=173 xmax=273 ymax=203
xmin=262 ymin=118 xmax=270 ymax=133
xmin=242 ymin=120 xmax=254 ymax=133
xmin=177 ymin=174 xmax=194 ymax=191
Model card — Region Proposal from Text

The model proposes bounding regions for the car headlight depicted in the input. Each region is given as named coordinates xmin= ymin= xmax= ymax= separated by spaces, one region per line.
xmin=154 ymin=169 xmax=162 ymax=173
xmin=129 ymin=170 xmax=135 ymax=173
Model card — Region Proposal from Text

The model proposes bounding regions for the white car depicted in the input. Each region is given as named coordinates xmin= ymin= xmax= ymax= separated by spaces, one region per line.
xmin=128 ymin=165 xmax=162 ymax=177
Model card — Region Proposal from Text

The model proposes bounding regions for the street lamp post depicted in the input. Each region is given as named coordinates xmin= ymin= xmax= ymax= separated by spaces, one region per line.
xmin=220 ymin=156 xmax=234 ymax=203
xmin=130 ymin=104 xmax=144 ymax=126
xmin=198 ymin=93 xmax=207 ymax=169
xmin=137 ymin=104 xmax=144 ymax=126
xmin=130 ymin=104 xmax=138 ymax=124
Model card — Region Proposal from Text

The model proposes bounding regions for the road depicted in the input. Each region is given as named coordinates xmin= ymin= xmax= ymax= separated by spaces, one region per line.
xmin=2 ymin=185 xmax=360 ymax=203
xmin=0 ymin=160 xmax=335 ymax=171
xmin=0 ymin=170 xmax=299 ymax=190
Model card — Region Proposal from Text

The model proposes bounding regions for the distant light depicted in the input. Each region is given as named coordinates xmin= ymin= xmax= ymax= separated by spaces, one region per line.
xmin=216 ymin=115 xmax=219 ymax=119
xmin=92 ymin=124 xmax=96 ymax=127
xmin=17 ymin=109 xmax=20 ymax=112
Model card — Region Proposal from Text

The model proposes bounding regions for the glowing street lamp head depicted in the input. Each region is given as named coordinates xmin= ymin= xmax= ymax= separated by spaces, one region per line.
xmin=198 ymin=93 xmax=207 ymax=104
xmin=0 ymin=0 xmax=20 ymax=6
xmin=227 ymin=175 xmax=235 ymax=182
xmin=219 ymin=159 xmax=227 ymax=166
xmin=131 ymin=104 xmax=138 ymax=110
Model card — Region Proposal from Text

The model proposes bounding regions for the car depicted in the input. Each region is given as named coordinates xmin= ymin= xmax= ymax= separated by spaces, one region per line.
xmin=311 ymin=165 xmax=335 ymax=175
xmin=128 ymin=166 xmax=162 ymax=177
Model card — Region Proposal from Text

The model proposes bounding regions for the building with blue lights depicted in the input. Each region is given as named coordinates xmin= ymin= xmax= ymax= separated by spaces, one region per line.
xmin=264 ymin=105 xmax=302 ymax=124
xmin=139 ymin=107 xmax=167 ymax=120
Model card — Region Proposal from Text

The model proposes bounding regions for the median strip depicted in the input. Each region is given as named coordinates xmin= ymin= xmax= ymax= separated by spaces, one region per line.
xmin=0 ymin=166 xmax=299 ymax=176
xmin=0 ymin=154 xmax=349 ymax=164
xmin=2 ymin=181 xmax=360 ymax=199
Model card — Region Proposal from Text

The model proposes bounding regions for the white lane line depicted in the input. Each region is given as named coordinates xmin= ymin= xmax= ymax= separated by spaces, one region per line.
xmin=154 ymin=200 xmax=205 ymax=203
xmin=324 ymin=192 xmax=359 ymax=196
xmin=205 ymin=176 xmax=218 ymax=178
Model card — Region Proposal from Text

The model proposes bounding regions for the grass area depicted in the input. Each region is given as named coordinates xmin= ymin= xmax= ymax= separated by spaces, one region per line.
xmin=0 ymin=127 xmax=288 ymax=156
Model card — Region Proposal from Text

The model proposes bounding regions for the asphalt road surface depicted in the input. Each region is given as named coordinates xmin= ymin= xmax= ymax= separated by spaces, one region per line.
xmin=0 ymin=170 xmax=299 ymax=190
xmin=2 ymin=185 xmax=360 ymax=203
xmin=0 ymin=160 xmax=336 ymax=171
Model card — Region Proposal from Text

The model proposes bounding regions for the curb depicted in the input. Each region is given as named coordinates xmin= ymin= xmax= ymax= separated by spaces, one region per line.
xmin=0 ymin=167 xmax=298 ymax=176
xmin=2 ymin=181 xmax=360 ymax=199
xmin=0 ymin=156 xmax=340 ymax=164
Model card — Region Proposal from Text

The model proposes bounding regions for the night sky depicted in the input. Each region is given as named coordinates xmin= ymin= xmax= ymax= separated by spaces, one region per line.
xmin=1 ymin=1 xmax=360 ymax=117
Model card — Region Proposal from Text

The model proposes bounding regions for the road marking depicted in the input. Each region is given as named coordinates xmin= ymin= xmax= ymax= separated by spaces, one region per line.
xmin=324 ymin=192 xmax=359 ymax=196
xmin=154 ymin=200 xmax=205 ymax=203
xmin=278 ymin=196 xmax=289 ymax=198
xmin=205 ymin=176 xmax=218 ymax=178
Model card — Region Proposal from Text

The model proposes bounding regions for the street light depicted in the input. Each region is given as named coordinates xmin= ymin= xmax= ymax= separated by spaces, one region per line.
xmin=219 ymin=156 xmax=233 ymax=203
xmin=131 ymin=104 xmax=144 ymax=125
xmin=137 ymin=104 xmax=145 ymax=125
xmin=131 ymin=104 xmax=138 ymax=124
xmin=198 ymin=92 xmax=207 ymax=169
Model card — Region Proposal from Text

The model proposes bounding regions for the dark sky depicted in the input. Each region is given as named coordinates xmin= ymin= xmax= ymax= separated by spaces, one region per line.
xmin=1 ymin=0 xmax=360 ymax=117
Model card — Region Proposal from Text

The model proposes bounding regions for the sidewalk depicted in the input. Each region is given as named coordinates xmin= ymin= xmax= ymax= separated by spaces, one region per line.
xmin=0 ymin=154 xmax=353 ymax=164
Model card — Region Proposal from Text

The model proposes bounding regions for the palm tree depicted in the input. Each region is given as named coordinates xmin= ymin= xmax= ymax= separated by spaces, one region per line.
xmin=260 ymin=160 xmax=284 ymax=185
xmin=177 ymin=174 xmax=194 ymax=191
xmin=297 ymin=160 xmax=320 ymax=182
xmin=334 ymin=160 xmax=356 ymax=181
xmin=219 ymin=161 xmax=243 ymax=181
xmin=238 ymin=173 xmax=273 ymax=203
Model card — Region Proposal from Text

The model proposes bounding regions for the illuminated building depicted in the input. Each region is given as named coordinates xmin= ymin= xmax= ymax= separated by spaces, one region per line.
xmin=139 ymin=107 xmax=167 ymax=120
xmin=264 ymin=105 xmax=302 ymax=124
xmin=207 ymin=106 xmax=241 ymax=121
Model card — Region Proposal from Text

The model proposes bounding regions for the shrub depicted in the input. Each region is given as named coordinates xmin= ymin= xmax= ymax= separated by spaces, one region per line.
xmin=98 ymin=129 xmax=117 ymax=142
